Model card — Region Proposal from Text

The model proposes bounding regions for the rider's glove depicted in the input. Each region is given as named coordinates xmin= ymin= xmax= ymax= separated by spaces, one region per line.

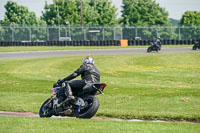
xmin=57 ymin=79 xmax=64 ymax=86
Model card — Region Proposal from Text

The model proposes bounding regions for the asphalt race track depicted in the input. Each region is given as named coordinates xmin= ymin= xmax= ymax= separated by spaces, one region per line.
xmin=0 ymin=47 xmax=197 ymax=59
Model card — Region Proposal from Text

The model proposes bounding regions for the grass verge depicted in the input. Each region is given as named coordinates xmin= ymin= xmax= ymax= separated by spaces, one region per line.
xmin=0 ymin=52 xmax=199 ymax=122
xmin=0 ymin=116 xmax=199 ymax=133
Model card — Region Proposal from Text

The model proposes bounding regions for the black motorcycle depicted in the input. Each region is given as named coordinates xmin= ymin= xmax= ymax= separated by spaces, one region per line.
xmin=192 ymin=41 xmax=200 ymax=50
xmin=39 ymin=82 xmax=106 ymax=118
xmin=147 ymin=43 xmax=161 ymax=53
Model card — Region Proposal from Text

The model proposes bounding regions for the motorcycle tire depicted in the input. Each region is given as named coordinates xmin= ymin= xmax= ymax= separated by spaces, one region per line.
xmin=192 ymin=46 xmax=197 ymax=50
xmin=75 ymin=96 xmax=99 ymax=119
xmin=147 ymin=47 xmax=151 ymax=53
xmin=39 ymin=98 xmax=53 ymax=118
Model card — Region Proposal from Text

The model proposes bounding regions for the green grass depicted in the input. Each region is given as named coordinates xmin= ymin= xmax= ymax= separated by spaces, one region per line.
xmin=0 ymin=116 xmax=199 ymax=133
xmin=0 ymin=45 xmax=192 ymax=52
xmin=0 ymin=52 xmax=200 ymax=122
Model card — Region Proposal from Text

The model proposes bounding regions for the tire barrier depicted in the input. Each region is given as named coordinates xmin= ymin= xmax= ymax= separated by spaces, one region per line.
xmin=0 ymin=40 xmax=195 ymax=47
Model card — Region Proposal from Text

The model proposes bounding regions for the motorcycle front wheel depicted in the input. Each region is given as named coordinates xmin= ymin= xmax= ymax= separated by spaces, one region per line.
xmin=39 ymin=98 xmax=53 ymax=118
xmin=75 ymin=96 xmax=99 ymax=119
xmin=192 ymin=46 xmax=197 ymax=50
xmin=147 ymin=47 xmax=151 ymax=53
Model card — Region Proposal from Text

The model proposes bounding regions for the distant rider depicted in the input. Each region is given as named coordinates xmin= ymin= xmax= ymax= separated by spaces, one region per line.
xmin=155 ymin=37 xmax=162 ymax=49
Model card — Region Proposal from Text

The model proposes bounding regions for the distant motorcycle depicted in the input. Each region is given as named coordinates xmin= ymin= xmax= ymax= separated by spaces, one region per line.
xmin=192 ymin=41 xmax=200 ymax=50
xmin=39 ymin=82 xmax=106 ymax=118
xmin=147 ymin=42 xmax=161 ymax=53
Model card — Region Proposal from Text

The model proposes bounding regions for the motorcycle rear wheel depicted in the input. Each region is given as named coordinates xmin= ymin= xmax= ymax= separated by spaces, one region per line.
xmin=39 ymin=98 xmax=53 ymax=118
xmin=75 ymin=96 xmax=99 ymax=119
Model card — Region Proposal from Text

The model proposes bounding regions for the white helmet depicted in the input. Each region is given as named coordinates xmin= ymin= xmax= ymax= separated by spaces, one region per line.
xmin=82 ymin=56 xmax=94 ymax=65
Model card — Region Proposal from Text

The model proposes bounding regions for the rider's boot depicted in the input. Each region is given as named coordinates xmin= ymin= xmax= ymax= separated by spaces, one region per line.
xmin=65 ymin=83 xmax=75 ymax=102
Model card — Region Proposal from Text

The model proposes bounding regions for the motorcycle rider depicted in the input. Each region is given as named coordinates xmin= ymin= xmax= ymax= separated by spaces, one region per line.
xmin=56 ymin=56 xmax=100 ymax=101
xmin=155 ymin=37 xmax=162 ymax=49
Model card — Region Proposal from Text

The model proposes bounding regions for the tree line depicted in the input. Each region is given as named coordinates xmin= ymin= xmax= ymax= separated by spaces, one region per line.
xmin=1 ymin=0 xmax=200 ymax=26
xmin=0 ymin=0 xmax=200 ymax=41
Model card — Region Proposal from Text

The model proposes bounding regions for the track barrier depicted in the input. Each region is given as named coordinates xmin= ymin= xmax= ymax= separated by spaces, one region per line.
xmin=0 ymin=40 xmax=197 ymax=47
xmin=120 ymin=40 xmax=128 ymax=47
